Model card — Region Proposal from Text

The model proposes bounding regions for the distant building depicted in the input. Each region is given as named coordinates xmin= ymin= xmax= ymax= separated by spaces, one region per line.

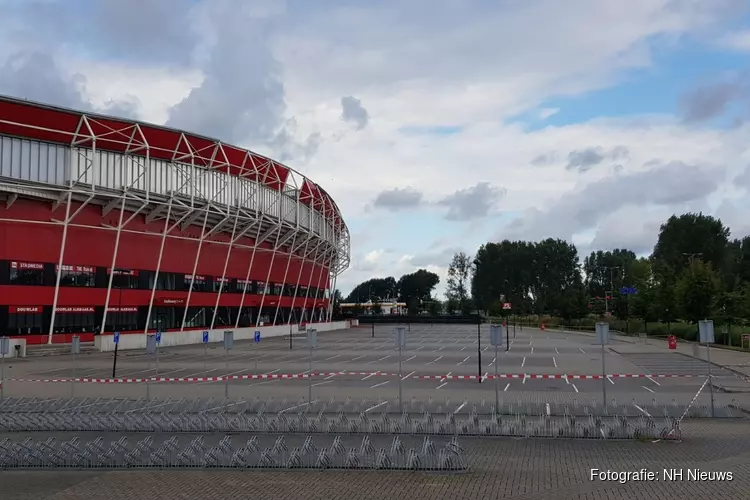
xmin=341 ymin=300 xmax=406 ymax=315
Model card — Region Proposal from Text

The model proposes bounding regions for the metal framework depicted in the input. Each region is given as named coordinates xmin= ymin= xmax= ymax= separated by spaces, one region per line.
xmin=0 ymin=95 xmax=350 ymax=343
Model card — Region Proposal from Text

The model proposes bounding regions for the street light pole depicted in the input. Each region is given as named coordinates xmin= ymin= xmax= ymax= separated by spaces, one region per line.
xmin=477 ymin=316 xmax=482 ymax=383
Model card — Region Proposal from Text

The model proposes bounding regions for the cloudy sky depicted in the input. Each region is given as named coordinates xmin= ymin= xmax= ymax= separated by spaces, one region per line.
xmin=2 ymin=0 xmax=750 ymax=297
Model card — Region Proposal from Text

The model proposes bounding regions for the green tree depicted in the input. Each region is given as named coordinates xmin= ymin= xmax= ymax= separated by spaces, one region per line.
xmin=583 ymin=249 xmax=636 ymax=298
xmin=344 ymin=277 xmax=397 ymax=303
xmin=675 ymin=259 xmax=720 ymax=323
xmin=652 ymin=213 xmax=730 ymax=278
xmin=446 ymin=251 xmax=472 ymax=310
xmin=427 ymin=299 xmax=443 ymax=315
xmin=398 ymin=269 xmax=440 ymax=309
xmin=332 ymin=289 xmax=343 ymax=319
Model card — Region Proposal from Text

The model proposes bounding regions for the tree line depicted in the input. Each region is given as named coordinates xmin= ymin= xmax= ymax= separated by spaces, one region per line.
xmin=340 ymin=213 xmax=750 ymax=338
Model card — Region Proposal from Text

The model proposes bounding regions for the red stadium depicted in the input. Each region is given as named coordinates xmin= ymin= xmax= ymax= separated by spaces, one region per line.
xmin=0 ymin=95 xmax=350 ymax=345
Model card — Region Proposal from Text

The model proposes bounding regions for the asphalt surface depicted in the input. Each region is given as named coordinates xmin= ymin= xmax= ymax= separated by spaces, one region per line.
xmin=2 ymin=324 xmax=749 ymax=408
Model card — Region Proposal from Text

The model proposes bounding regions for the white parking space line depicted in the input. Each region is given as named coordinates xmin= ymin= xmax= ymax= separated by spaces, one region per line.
xmin=440 ymin=372 xmax=451 ymax=382
xmin=264 ymin=368 xmax=280 ymax=375
xmin=457 ymin=356 xmax=469 ymax=365
xmin=34 ymin=367 xmax=71 ymax=375
xmin=350 ymin=355 xmax=366 ymax=362
xmin=416 ymin=346 xmax=425 ymax=351
xmin=365 ymin=401 xmax=387 ymax=413
xmin=646 ymin=376 xmax=661 ymax=386
xmin=564 ymin=376 xmax=570 ymax=384
xmin=377 ymin=355 xmax=391 ymax=361
xmin=482 ymin=346 xmax=489 ymax=352
xmin=642 ymin=385 xmax=655 ymax=393
xmin=436 ymin=346 xmax=445 ymax=351
xmin=312 ymin=380 xmax=334 ymax=387
xmin=404 ymin=355 xmax=416 ymax=362
xmin=324 ymin=354 xmax=341 ymax=361
xmin=522 ymin=374 xmax=528 ymax=384
xmin=634 ymin=404 xmax=651 ymax=417
xmin=531 ymin=347 xmax=534 ymax=354
xmin=579 ymin=348 xmax=586 ymax=353
xmin=504 ymin=383 xmax=510 ymax=392
xmin=555 ymin=348 xmax=559 ymax=354
xmin=572 ymin=383 xmax=579 ymax=393
xmin=426 ymin=356 xmax=443 ymax=364
xmin=436 ymin=382 xmax=448 ymax=390
xmin=606 ymin=376 xmax=615 ymax=385
xmin=324 ymin=372 xmax=342 ymax=380
xmin=481 ymin=372 xmax=488 ymax=383
xmin=553 ymin=357 xmax=557 ymax=368
xmin=183 ymin=368 xmax=217 ymax=378
xmin=370 ymin=380 xmax=390 ymax=389
xmin=361 ymin=373 xmax=378 ymax=381
xmin=521 ymin=357 xmax=526 ymax=368
xmin=249 ymin=379 xmax=280 ymax=387
xmin=401 ymin=371 xmax=415 ymax=381
xmin=488 ymin=357 xmax=496 ymax=366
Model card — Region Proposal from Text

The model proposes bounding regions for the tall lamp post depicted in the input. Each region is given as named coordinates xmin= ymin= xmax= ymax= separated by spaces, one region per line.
xmin=473 ymin=259 xmax=483 ymax=383
xmin=111 ymin=268 xmax=126 ymax=378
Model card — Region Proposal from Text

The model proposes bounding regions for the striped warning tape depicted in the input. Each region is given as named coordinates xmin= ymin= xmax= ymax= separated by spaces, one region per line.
xmin=7 ymin=372 xmax=719 ymax=384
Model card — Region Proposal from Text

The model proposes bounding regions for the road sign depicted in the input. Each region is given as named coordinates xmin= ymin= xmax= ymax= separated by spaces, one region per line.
xmin=502 ymin=302 xmax=512 ymax=310
xmin=307 ymin=329 xmax=318 ymax=348
xmin=698 ymin=320 xmax=715 ymax=344
xmin=113 ymin=331 xmax=120 ymax=345
xmin=223 ymin=330 xmax=234 ymax=350
xmin=595 ymin=322 xmax=610 ymax=345
xmin=202 ymin=331 xmax=209 ymax=344
xmin=394 ymin=326 xmax=406 ymax=348
xmin=254 ymin=330 xmax=261 ymax=343
xmin=0 ymin=337 xmax=8 ymax=355
xmin=155 ymin=331 xmax=162 ymax=344
xmin=490 ymin=325 xmax=503 ymax=346
xmin=620 ymin=286 xmax=638 ymax=295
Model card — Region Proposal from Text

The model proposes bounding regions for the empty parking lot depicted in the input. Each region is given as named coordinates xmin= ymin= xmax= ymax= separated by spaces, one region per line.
xmin=2 ymin=323 xmax=747 ymax=408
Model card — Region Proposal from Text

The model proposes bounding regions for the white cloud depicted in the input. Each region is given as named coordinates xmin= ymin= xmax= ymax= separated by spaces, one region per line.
xmin=717 ymin=30 xmax=750 ymax=52
xmin=539 ymin=108 xmax=560 ymax=120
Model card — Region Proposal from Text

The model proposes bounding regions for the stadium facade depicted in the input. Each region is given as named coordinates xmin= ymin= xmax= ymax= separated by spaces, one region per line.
xmin=0 ymin=96 xmax=350 ymax=344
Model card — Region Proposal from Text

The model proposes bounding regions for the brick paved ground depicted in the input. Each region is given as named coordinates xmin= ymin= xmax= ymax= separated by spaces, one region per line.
xmin=1 ymin=420 xmax=749 ymax=499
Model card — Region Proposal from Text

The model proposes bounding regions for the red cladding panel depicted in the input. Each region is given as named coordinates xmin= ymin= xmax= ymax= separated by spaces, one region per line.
xmin=0 ymin=100 xmax=79 ymax=143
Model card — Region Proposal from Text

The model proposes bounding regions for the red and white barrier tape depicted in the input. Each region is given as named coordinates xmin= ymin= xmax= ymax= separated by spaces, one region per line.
xmin=7 ymin=371 xmax=715 ymax=384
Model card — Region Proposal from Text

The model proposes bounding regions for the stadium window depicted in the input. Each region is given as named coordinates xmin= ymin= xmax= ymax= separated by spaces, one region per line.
xmin=236 ymin=279 xmax=253 ymax=294
xmin=149 ymin=272 xmax=176 ymax=291
xmin=184 ymin=307 xmax=207 ymax=328
xmin=184 ymin=274 xmax=208 ymax=292
xmin=7 ymin=306 xmax=43 ymax=334
xmin=57 ymin=265 xmax=95 ymax=287
xmin=53 ymin=307 xmax=96 ymax=333
xmin=105 ymin=307 xmax=139 ymax=332
xmin=255 ymin=281 xmax=270 ymax=295
xmin=213 ymin=277 xmax=232 ymax=293
xmin=309 ymin=287 xmax=319 ymax=298
xmin=283 ymin=284 xmax=296 ymax=296
xmin=109 ymin=268 xmax=139 ymax=289
xmin=9 ymin=261 xmax=44 ymax=285
xmin=324 ymin=288 xmax=330 ymax=299
xmin=298 ymin=285 xmax=308 ymax=297
xmin=271 ymin=283 xmax=283 ymax=295
xmin=150 ymin=307 xmax=177 ymax=331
